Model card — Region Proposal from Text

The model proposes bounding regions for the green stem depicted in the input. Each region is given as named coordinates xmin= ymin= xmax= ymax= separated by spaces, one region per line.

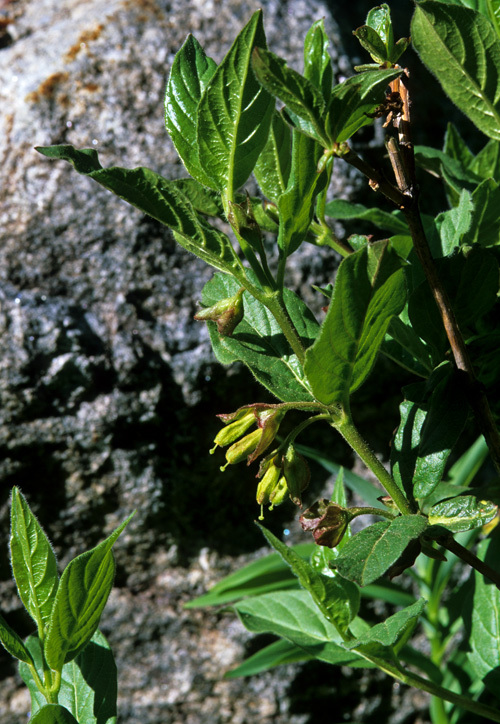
xmin=264 ymin=291 xmax=307 ymax=365
xmin=361 ymin=655 xmax=500 ymax=723
xmin=348 ymin=506 xmax=397 ymax=521
xmin=334 ymin=411 xmax=414 ymax=515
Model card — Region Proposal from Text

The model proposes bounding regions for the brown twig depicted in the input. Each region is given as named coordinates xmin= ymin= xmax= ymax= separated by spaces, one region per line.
xmin=343 ymin=69 xmax=500 ymax=475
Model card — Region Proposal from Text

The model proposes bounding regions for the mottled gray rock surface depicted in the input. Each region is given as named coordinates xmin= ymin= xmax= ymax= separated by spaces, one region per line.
xmin=0 ymin=0 xmax=428 ymax=722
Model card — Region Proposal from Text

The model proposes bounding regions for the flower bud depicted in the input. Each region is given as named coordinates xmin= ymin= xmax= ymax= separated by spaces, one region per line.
xmin=211 ymin=411 xmax=255 ymax=453
xmin=246 ymin=408 xmax=285 ymax=465
xmin=228 ymin=194 xmax=262 ymax=249
xmin=300 ymin=499 xmax=349 ymax=548
xmin=282 ymin=445 xmax=310 ymax=506
xmin=269 ymin=477 xmax=288 ymax=508
xmin=256 ymin=456 xmax=282 ymax=505
xmin=194 ymin=287 xmax=244 ymax=337
xmin=222 ymin=428 xmax=262 ymax=470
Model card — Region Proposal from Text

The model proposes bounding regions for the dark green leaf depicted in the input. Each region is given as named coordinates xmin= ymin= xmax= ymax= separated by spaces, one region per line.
xmin=382 ymin=314 xmax=435 ymax=378
xmin=197 ymin=11 xmax=274 ymax=195
xmin=225 ymin=639 xmax=314 ymax=678
xmin=469 ymin=138 xmax=500 ymax=179
xmin=253 ymin=112 xmax=291 ymax=202
xmin=233 ymin=590 xmax=366 ymax=666
xmin=36 ymin=146 xmax=247 ymax=279
xmin=303 ymin=20 xmax=333 ymax=103
xmin=354 ymin=25 xmax=389 ymax=65
xmin=0 ymin=611 xmax=34 ymax=665
xmin=347 ymin=599 xmax=426 ymax=655
xmin=332 ymin=516 xmax=428 ymax=587
xmin=412 ymin=2 xmax=500 ymax=140
xmin=184 ymin=544 xmax=313 ymax=608
xmin=20 ymin=631 xmax=116 ymax=724
xmin=391 ymin=366 xmax=468 ymax=500
xmin=324 ymin=199 xmax=408 ymax=234
xmin=277 ymin=131 xmax=328 ymax=256
xmin=428 ymin=495 xmax=497 ymax=532
xmin=164 ymin=34 xmax=217 ymax=186
xmin=304 ymin=241 xmax=406 ymax=406
xmin=465 ymin=533 xmax=500 ymax=696
xmin=258 ymin=523 xmax=359 ymax=633
xmin=10 ymin=487 xmax=58 ymax=632
xmin=44 ymin=514 xmax=133 ymax=670
xmin=202 ymin=273 xmax=319 ymax=402
xmin=29 ymin=706 xmax=79 ymax=724
xmin=326 ymin=68 xmax=402 ymax=143
xmin=444 ymin=122 xmax=475 ymax=170
xmin=414 ymin=145 xmax=481 ymax=198
xmin=252 ymin=47 xmax=327 ymax=144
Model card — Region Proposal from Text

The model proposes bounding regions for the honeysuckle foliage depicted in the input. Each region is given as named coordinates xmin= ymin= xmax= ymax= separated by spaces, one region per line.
xmin=29 ymin=2 xmax=500 ymax=722
xmin=1 ymin=488 xmax=132 ymax=724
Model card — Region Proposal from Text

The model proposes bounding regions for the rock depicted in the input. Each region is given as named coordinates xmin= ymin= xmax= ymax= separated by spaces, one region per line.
xmin=0 ymin=0 xmax=364 ymax=722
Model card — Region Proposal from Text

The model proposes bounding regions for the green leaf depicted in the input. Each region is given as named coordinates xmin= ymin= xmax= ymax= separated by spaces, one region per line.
xmin=354 ymin=25 xmax=390 ymax=65
xmin=435 ymin=188 xmax=473 ymax=255
xmin=253 ymin=112 xmax=291 ymax=202
xmin=277 ymin=131 xmax=328 ymax=256
xmin=444 ymin=122 xmax=475 ymax=170
xmin=19 ymin=630 xmax=116 ymax=724
xmin=366 ymin=3 xmax=394 ymax=49
xmin=382 ymin=314 xmax=435 ymax=378
xmin=164 ymin=34 xmax=217 ymax=186
xmin=411 ymin=2 xmax=500 ymax=140
xmin=304 ymin=241 xmax=406 ymax=407
xmin=184 ymin=544 xmax=313 ymax=608
xmin=171 ymin=178 xmax=225 ymax=217
xmin=233 ymin=589 xmax=366 ymax=666
xmin=332 ymin=516 xmax=428 ymax=587
xmin=196 ymin=11 xmax=274 ymax=195
xmin=10 ymin=487 xmax=59 ymax=633
xmin=326 ymin=68 xmax=402 ymax=143
xmin=202 ymin=273 xmax=319 ymax=402
xmin=0 ymin=611 xmax=35 ymax=665
xmin=251 ymin=47 xmax=327 ymax=144
xmin=29 ymin=706 xmax=79 ymax=724
xmin=465 ymin=533 xmax=500 ymax=696
xmin=324 ymin=199 xmax=408 ymax=235
xmin=469 ymin=138 xmax=500 ymax=179
xmin=44 ymin=514 xmax=133 ymax=671
xmin=489 ymin=0 xmax=500 ymax=37
xmin=462 ymin=178 xmax=500 ymax=247
xmin=35 ymin=146 xmax=247 ymax=279
xmin=257 ymin=523 xmax=359 ymax=633
xmin=346 ymin=599 xmax=426 ymax=655
xmin=303 ymin=20 xmax=333 ymax=103
xmin=428 ymin=495 xmax=498 ymax=532
xmin=225 ymin=639 xmax=314 ymax=678
xmin=391 ymin=366 xmax=468 ymax=500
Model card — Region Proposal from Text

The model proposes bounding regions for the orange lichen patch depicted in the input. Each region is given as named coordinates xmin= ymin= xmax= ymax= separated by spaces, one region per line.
xmin=64 ymin=24 xmax=104 ymax=62
xmin=120 ymin=0 xmax=164 ymax=21
xmin=25 ymin=72 xmax=70 ymax=104
xmin=80 ymin=82 xmax=100 ymax=92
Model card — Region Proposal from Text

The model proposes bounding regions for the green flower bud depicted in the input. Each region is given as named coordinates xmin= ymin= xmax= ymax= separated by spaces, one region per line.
xmin=256 ymin=457 xmax=281 ymax=505
xmin=300 ymin=499 xmax=349 ymax=548
xmin=282 ymin=444 xmax=310 ymax=506
xmin=228 ymin=193 xmax=262 ymax=248
xmin=211 ymin=411 xmax=255 ymax=453
xmin=194 ymin=287 xmax=244 ymax=337
xmin=269 ymin=477 xmax=288 ymax=508
xmin=222 ymin=428 xmax=262 ymax=470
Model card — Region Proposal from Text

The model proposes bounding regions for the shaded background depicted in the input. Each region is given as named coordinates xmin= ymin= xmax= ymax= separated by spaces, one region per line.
xmin=0 ymin=0 xmax=478 ymax=722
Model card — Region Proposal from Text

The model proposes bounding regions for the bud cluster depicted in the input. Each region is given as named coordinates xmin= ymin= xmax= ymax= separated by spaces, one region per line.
xmin=211 ymin=404 xmax=310 ymax=515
